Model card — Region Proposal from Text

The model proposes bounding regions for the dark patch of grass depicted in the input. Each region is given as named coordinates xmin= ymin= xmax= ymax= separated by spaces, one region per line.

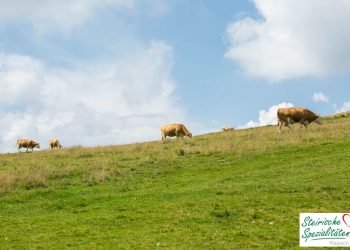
xmin=210 ymin=208 xmax=230 ymax=218
xmin=176 ymin=148 xmax=186 ymax=156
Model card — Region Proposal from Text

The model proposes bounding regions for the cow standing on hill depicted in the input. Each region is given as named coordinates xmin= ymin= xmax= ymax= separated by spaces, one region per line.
xmin=16 ymin=139 xmax=40 ymax=152
xmin=160 ymin=124 xmax=192 ymax=141
xmin=49 ymin=139 xmax=62 ymax=149
xmin=277 ymin=107 xmax=322 ymax=133
xmin=222 ymin=126 xmax=234 ymax=132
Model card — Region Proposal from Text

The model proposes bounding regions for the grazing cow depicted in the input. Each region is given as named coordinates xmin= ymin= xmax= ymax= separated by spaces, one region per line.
xmin=277 ymin=107 xmax=322 ymax=133
xmin=16 ymin=139 xmax=40 ymax=152
xmin=222 ymin=126 xmax=234 ymax=132
xmin=160 ymin=123 xmax=192 ymax=141
xmin=49 ymin=139 xmax=62 ymax=149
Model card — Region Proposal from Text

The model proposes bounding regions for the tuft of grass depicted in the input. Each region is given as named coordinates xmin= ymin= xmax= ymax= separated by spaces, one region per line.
xmin=176 ymin=148 xmax=186 ymax=156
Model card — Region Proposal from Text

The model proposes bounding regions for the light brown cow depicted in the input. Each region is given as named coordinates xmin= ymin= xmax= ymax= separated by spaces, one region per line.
xmin=222 ymin=126 xmax=234 ymax=132
xmin=160 ymin=123 xmax=192 ymax=141
xmin=16 ymin=139 xmax=40 ymax=152
xmin=277 ymin=107 xmax=322 ymax=133
xmin=49 ymin=139 xmax=62 ymax=149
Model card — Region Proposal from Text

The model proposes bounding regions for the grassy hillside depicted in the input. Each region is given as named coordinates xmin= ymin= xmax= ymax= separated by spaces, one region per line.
xmin=0 ymin=113 xmax=350 ymax=249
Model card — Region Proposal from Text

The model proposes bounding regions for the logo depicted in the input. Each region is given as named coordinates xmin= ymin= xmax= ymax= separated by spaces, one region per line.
xmin=300 ymin=213 xmax=350 ymax=247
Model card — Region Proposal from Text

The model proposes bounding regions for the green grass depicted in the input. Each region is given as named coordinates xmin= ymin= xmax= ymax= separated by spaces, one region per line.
xmin=0 ymin=114 xmax=350 ymax=249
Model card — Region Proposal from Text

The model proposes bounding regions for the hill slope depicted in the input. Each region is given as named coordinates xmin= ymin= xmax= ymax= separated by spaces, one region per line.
xmin=0 ymin=114 xmax=350 ymax=249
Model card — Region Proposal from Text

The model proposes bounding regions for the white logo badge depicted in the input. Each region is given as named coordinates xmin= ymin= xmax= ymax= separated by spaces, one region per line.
xmin=300 ymin=213 xmax=350 ymax=247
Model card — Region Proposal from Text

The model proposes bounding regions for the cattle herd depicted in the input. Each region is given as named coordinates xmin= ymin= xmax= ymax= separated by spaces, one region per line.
xmin=16 ymin=107 xmax=321 ymax=152
xmin=16 ymin=138 xmax=62 ymax=152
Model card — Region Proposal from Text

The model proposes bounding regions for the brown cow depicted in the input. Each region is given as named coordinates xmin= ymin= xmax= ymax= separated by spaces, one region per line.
xmin=277 ymin=107 xmax=322 ymax=133
xmin=49 ymin=139 xmax=62 ymax=149
xmin=16 ymin=139 xmax=40 ymax=152
xmin=160 ymin=123 xmax=192 ymax=141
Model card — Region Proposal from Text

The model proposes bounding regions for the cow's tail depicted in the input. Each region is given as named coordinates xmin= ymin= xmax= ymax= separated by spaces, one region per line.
xmin=16 ymin=139 xmax=21 ymax=150
xmin=277 ymin=108 xmax=282 ymax=122
xmin=160 ymin=127 xmax=165 ymax=141
xmin=277 ymin=108 xmax=281 ymax=118
xmin=277 ymin=108 xmax=284 ymax=128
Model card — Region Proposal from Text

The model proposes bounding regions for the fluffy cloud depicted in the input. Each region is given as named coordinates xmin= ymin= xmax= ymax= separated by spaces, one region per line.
xmin=0 ymin=0 xmax=135 ymax=33
xmin=336 ymin=102 xmax=350 ymax=113
xmin=0 ymin=41 xmax=184 ymax=152
xmin=312 ymin=92 xmax=329 ymax=103
xmin=226 ymin=0 xmax=350 ymax=81
xmin=240 ymin=102 xmax=294 ymax=128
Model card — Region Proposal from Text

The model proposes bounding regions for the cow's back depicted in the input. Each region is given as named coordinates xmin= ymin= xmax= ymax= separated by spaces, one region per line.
xmin=278 ymin=107 xmax=303 ymax=122
xmin=161 ymin=124 xmax=180 ymax=136
xmin=278 ymin=107 xmax=318 ymax=122
xmin=17 ymin=139 xmax=30 ymax=147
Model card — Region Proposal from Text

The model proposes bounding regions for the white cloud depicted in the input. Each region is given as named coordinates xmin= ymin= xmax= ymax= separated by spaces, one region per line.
xmin=312 ymin=92 xmax=329 ymax=103
xmin=240 ymin=102 xmax=294 ymax=128
xmin=0 ymin=40 xmax=184 ymax=152
xmin=225 ymin=0 xmax=350 ymax=81
xmin=0 ymin=1 xmax=175 ymax=34
xmin=336 ymin=102 xmax=350 ymax=113
xmin=0 ymin=0 xmax=135 ymax=33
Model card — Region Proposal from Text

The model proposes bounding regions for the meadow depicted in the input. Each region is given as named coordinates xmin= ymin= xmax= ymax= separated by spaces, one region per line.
xmin=0 ymin=113 xmax=349 ymax=249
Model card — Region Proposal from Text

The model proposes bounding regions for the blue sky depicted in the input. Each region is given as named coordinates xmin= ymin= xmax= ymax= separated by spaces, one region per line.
xmin=0 ymin=0 xmax=349 ymax=152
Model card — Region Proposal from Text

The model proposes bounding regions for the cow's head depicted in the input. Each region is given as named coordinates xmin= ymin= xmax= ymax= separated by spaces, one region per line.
xmin=314 ymin=114 xmax=323 ymax=125
xmin=35 ymin=143 xmax=40 ymax=149
xmin=187 ymin=133 xmax=192 ymax=138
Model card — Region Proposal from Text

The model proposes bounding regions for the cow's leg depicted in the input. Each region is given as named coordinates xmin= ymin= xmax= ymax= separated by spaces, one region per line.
xmin=286 ymin=118 xmax=293 ymax=130
xmin=175 ymin=129 xmax=180 ymax=140
xmin=278 ymin=121 xmax=282 ymax=133
xmin=26 ymin=147 xmax=28 ymax=152
xmin=284 ymin=121 xmax=291 ymax=130
xmin=161 ymin=132 xmax=166 ymax=142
